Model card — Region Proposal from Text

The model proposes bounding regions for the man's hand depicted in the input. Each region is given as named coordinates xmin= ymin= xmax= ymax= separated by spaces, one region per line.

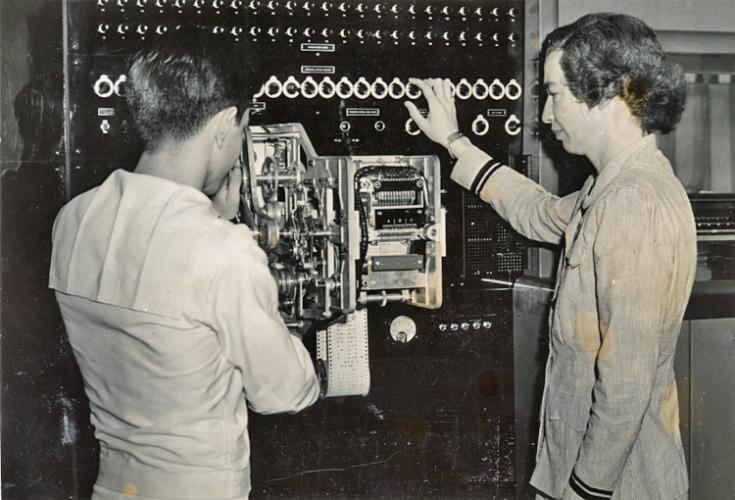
xmin=404 ymin=78 xmax=460 ymax=148
xmin=212 ymin=166 xmax=243 ymax=220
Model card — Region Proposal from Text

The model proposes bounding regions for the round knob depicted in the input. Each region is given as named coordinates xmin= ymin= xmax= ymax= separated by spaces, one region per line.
xmin=371 ymin=77 xmax=388 ymax=99
xmin=405 ymin=118 xmax=421 ymax=136
xmin=505 ymin=78 xmax=523 ymax=100
xmin=505 ymin=114 xmax=522 ymax=136
xmin=282 ymin=75 xmax=300 ymax=98
xmin=336 ymin=76 xmax=354 ymax=99
xmin=318 ymin=76 xmax=337 ymax=98
xmin=301 ymin=76 xmax=318 ymax=98
xmin=388 ymin=78 xmax=405 ymax=99
xmin=489 ymin=78 xmax=506 ymax=100
xmin=354 ymin=76 xmax=371 ymax=99
xmin=264 ymin=75 xmax=283 ymax=98
xmin=390 ymin=315 xmax=417 ymax=343
xmin=456 ymin=78 xmax=472 ymax=100
xmin=472 ymin=78 xmax=488 ymax=99
xmin=472 ymin=114 xmax=490 ymax=136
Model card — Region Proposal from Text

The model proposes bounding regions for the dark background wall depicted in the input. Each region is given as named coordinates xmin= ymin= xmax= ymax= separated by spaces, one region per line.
xmin=1 ymin=1 xmax=100 ymax=498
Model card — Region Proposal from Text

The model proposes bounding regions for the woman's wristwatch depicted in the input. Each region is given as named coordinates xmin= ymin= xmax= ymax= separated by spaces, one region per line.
xmin=446 ymin=131 xmax=466 ymax=159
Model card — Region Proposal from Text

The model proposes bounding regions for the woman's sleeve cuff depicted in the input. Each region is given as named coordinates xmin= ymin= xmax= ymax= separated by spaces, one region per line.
xmin=449 ymin=143 xmax=498 ymax=191
xmin=569 ymin=471 xmax=614 ymax=500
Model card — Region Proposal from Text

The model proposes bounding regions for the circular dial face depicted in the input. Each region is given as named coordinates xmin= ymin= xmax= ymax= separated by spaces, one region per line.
xmin=389 ymin=315 xmax=417 ymax=343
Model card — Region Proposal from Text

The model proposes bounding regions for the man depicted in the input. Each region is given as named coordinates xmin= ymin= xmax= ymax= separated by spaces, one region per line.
xmin=49 ymin=29 xmax=320 ymax=500
xmin=406 ymin=13 xmax=694 ymax=500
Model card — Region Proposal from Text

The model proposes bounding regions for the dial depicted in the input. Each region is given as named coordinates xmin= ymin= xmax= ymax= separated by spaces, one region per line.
xmin=390 ymin=315 xmax=417 ymax=343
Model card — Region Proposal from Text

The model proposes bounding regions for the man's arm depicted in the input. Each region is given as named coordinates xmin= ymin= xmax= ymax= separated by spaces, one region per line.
xmin=571 ymin=186 xmax=671 ymax=497
xmin=211 ymin=233 xmax=320 ymax=414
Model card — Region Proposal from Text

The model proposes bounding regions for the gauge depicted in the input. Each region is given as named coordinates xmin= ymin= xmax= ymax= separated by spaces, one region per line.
xmin=389 ymin=315 xmax=417 ymax=343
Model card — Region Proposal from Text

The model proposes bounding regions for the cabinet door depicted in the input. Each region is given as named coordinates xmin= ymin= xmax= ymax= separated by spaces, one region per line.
xmin=690 ymin=318 xmax=735 ymax=500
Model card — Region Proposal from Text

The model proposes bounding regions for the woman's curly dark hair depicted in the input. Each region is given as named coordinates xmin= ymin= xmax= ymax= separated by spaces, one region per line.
xmin=543 ymin=13 xmax=687 ymax=134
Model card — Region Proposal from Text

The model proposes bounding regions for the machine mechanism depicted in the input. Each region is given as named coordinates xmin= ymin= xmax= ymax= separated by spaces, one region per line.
xmin=241 ymin=122 xmax=445 ymax=337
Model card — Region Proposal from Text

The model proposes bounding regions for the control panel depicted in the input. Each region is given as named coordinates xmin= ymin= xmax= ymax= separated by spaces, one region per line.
xmin=66 ymin=0 xmax=527 ymax=290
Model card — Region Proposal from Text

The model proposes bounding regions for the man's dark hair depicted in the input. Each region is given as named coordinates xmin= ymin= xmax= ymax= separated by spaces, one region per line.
xmin=126 ymin=26 xmax=250 ymax=148
xmin=543 ymin=13 xmax=687 ymax=134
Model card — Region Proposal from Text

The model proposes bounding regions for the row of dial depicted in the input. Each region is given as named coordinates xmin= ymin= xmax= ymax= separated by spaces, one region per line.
xmin=98 ymin=0 xmax=520 ymax=19
xmin=255 ymin=75 xmax=523 ymax=101
xmin=96 ymin=23 xmax=519 ymax=45
xmin=92 ymin=73 xmax=522 ymax=101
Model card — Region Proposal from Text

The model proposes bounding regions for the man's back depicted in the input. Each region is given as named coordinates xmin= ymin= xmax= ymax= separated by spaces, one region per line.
xmin=50 ymin=170 xmax=320 ymax=499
